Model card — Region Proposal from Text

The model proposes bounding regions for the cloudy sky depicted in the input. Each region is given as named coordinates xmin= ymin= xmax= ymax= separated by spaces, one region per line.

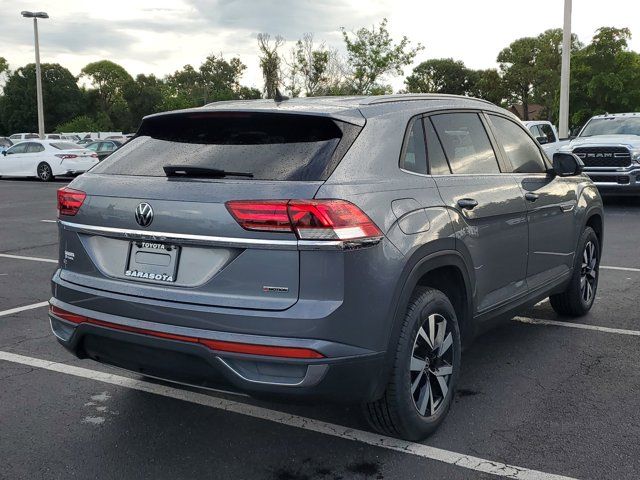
xmin=2 ymin=0 xmax=639 ymax=91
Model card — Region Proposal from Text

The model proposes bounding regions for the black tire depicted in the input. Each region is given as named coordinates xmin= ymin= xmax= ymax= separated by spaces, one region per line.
xmin=363 ymin=287 xmax=461 ymax=441
xmin=550 ymin=227 xmax=600 ymax=317
xmin=37 ymin=162 xmax=53 ymax=182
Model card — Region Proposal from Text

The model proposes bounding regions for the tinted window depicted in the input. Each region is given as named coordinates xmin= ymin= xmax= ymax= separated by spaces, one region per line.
xmin=25 ymin=134 xmax=39 ymax=139
xmin=26 ymin=142 xmax=45 ymax=153
xmin=400 ymin=119 xmax=427 ymax=174
xmin=539 ymin=124 xmax=556 ymax=143
xmin=423 ymin=118 xmax=450 ymax=175
xmin=86 ymin=143 xmax=99 ymax=151
xmin=430 ymin=113 xmax=500 ymax=174
xmin=99 ymin=142 xmax=115 ymax=152
xmin=7 ymin=143 xmax=28 ymax=154
xmin=9 ymin=134 xmax=20 ymax=139
xmin=489 ymin=115 xmax=546 ymax=173
xmin=92 ymin=112 xmax=359 ymax=181
xmin=51 ymin=142 xmax=82 ymax=150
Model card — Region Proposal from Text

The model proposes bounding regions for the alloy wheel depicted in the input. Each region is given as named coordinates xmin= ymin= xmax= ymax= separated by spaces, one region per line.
xmin=410 ymin=313 xmax=454 ymax=417
xmin=580 ymin=240 xmax=598 ymax=304
xmin=38 ymin=164 xmax=52 ymax=181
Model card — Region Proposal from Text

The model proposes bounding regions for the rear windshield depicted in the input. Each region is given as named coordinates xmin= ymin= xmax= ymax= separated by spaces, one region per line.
xmin=90 ymin=112 xmax=359 ymax=181
xmin=52 ymin=142 xmax=82 ymax=150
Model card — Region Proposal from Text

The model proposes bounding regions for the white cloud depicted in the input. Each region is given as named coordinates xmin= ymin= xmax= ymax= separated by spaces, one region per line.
xmin=2 ymin=0 xmax=639 ymax=92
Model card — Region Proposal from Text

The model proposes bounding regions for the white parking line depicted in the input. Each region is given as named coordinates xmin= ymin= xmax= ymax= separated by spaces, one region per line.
xmin=515 ymin=316 xmax=640 ymax=337
xmin=600 ymin=265 xmax=640 ymax=273
xmin=0 ymin=301 xmax=49 ymax=318
xmin=40 ymin=220 xmax=57 ymax=223
xmin=0 ymin=350 xmax=575 ymax=480
xmin=0 ymin=253 xmax=57 ymax=264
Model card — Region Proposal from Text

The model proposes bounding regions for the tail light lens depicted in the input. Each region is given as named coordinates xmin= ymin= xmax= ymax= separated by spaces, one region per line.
xmin=226 ymin=200 xmax=382 ymax=241
xmin=55 ymin=154 xmax=78 ymax=160
xmin=57 ymin=187 xmax=86 ymax=216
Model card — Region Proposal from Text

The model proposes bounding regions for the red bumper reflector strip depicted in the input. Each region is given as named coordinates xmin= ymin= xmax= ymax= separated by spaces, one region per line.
xmin=50 ymin=305 xmax=324 ymax=359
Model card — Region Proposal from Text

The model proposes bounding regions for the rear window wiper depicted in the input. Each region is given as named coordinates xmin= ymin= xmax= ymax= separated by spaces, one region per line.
xmin=163 ymin=165 xmax=254 ymax=178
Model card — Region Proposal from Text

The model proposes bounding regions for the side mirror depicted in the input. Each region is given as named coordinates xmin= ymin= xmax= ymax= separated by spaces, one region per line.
xmin=1 ymin=150 xmax=6 ymax=156
xmin=553 ymin=152 xmax=584 ymax=177
xmin=536 ymin=135 xmax=549 ymax=145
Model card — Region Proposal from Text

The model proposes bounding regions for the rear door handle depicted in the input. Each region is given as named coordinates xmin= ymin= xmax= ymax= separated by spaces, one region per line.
xmin=525 ymin=192 xmax=540 ymax=202
xmin=457 ymin=198 xmax=479 ymax=210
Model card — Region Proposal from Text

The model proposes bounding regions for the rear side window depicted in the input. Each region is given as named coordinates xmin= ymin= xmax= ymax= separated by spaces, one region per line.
xmin=539 ymin=123 xmax=556 ymax=143
xmin=400 ymin=118 xmax=427 ymax=174
xmin=52 ymin=142 xmax=82 ymax=150
xmin=91 ymin=112 xmax=360 ymax=181
xmin=430 ymin=113 xmax=500 ymax=174
xmin=25 ymin=134 xmax=39 ymax=139
xmin=488 ymin=115 xmax=546 ymax=174
xmin=423 ymin=119 xmax=450 ymax=175
xmin=26 ymin=143 xmax=45 ymax=153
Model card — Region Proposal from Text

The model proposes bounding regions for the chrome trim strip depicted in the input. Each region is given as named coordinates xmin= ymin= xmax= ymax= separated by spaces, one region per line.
xmin=61 ymin=220 xmax=297 ymax=250
xmin=60 ymin=221 xmax=382 ymax=251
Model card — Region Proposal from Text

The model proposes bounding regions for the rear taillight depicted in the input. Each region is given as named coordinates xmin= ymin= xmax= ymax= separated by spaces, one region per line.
xmin=55 ymin=154 xmax=78 ymax=160
xmin=57 ymin=187 xmax=86 ymax=216
xmin=226 ymin=200 xmax=383 ymax=241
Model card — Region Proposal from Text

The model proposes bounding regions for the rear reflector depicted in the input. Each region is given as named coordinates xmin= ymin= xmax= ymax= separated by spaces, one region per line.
xmin=226 ymin=199 xmax=382 ymax=241
xmin=57 ymin=187 xmax=86 ymax=216
xmin=50 ymin=305 xmax=324 ymax=359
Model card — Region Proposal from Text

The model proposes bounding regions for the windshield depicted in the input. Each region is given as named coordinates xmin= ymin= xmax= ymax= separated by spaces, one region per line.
xmin=91 ymin=112 xmax=359 ymax=181
xmin=580 ymin=117 xmax=640 ymax=137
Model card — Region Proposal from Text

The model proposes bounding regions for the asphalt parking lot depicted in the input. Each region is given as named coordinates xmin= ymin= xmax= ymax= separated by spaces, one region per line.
xmin=1 ymin=178 xmax=639 ymax=480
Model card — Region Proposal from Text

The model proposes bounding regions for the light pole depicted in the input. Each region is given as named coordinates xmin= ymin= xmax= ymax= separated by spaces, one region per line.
xmin=558 ymin=0 xmax=572 ymax=138
xmin=21 ymin=11 xmax=49 ymax=139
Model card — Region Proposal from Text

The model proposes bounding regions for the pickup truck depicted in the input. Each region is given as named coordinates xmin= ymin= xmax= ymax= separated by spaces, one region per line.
xmin=522 ymin=120 xmax=571 ymax=157
xmin=559 ymin=112 xmax=640 ymax=195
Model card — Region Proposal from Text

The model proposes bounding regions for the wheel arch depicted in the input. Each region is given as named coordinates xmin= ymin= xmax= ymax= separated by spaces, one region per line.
xmin=374 ymin=245 xmax=474 ymax=400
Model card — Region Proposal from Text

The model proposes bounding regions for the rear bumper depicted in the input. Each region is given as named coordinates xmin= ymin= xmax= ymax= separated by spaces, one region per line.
xmin=49 ymin=298 xmax=386 ymax=403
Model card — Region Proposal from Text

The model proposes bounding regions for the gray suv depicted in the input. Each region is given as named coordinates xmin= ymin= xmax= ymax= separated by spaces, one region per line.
xmin=50 ymin=95 xmax=603 ymax=440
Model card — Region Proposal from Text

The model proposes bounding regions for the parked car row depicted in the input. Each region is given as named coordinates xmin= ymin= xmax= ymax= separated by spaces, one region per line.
xmin=0 ymin=140 xmax=99 ymax=181
xmin=0 ymin=131 xmax=131 ymax=179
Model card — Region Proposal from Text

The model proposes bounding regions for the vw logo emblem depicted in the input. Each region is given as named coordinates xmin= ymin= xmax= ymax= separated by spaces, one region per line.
xmin=135 ymin=203 xmax=154 ymax=227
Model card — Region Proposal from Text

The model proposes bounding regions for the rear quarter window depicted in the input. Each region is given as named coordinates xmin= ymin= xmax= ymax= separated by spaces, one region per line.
xmin=91 ymin=112 xmax=361 ymax=181
xmin=52 ymin=142 xmax=82 ymax=150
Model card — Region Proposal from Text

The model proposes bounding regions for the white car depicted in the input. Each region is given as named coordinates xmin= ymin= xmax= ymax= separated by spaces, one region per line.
xmin=0 ymin=140 xmax=99 ymax=181
xmin=9 ymin=133 xmax=40 ymax=141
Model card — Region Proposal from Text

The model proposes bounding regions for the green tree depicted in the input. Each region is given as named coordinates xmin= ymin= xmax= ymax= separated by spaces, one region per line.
xmin=498 ymin=37 xmax=541 ymax=120
xmin=467 ymin=69 xmax=507 ymax=106
xmin=405 ymin=58 xmax=471 ymax=95
xmin=293 ymin=34 xmax=330 ymax=97
xmin=257 ymin=34 xmax=284 ymax=98
xmin=531 ymin=29 xmax=582 ymax=122
xmin=55 ymin=114 xmax=109 ymax=133
xmin=570 ymin=27 xmax=640 ymax=127
xmin=0 ymin=63 xmax=84 ymax=133
xmin=341 ymin=18 xmax=423 ymax=95
xmin=81 ymin=60 xmax=133 ymax=130
xmin=123 ymin=74 xmax=164 ymax=130
xmin=163 ymin=55 xmax=256 ymax=108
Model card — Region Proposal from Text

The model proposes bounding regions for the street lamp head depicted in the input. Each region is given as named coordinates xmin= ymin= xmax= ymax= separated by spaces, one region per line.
xmin=21 ymin=11 xmax=49 ymax=19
